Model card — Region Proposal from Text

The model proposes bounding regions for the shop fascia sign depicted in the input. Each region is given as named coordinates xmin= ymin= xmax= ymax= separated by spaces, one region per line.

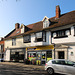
xmin=27 ymin=48 xmax=36 ymax=50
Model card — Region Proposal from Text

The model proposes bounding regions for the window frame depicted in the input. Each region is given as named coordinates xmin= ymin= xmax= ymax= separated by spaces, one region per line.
xmin=23 ymin=35 xmax=31 ymax=43
xmin=12 ymin=38 xmax=16 ymax=46
xmin=35 ymin=31 xmax=46 ymax=42
xmin=52 ymin=28 xmax=71 ymax=39
xmin=43 ymin=18 xmax=50 ymax=28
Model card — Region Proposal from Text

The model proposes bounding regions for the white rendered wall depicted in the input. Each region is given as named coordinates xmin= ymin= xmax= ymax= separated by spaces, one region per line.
xmin=68 ymin=45 xmax=75 ymax=62
xmin=52 ymin=26 xmax=75 ymax=44
xmin=5 ymin=37 xmax=31 ymax=49
xmin=4 ymin=49 xmax=10 ymax=61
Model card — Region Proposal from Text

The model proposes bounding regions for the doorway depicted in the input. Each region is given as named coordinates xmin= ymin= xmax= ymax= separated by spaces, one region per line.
xmin=58 ymin=51 xmax=64 ymax=59
xmin=15 ymin=52 xmax=19 ymax=62
xmin=41 ymin=52 xmax=46 ymax=64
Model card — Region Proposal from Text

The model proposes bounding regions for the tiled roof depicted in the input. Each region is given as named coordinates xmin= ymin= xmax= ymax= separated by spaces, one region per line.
xmin=4 ymin=10 xmax=75 ymax=39
xmin=45 ymin=10 xmax=75 ymax=29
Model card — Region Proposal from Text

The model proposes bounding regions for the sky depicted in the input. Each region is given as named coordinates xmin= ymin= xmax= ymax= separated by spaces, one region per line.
xmin=0 ymin=0 xmax=75 ymax=37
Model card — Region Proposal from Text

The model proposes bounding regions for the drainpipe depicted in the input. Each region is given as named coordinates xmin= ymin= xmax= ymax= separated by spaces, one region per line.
xmin=54 ymin=44 xmax=55 ymax=59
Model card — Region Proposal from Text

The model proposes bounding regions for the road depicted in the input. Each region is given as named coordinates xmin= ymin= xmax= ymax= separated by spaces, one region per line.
xmin=0 ymin=62 xmax=64 ymax=75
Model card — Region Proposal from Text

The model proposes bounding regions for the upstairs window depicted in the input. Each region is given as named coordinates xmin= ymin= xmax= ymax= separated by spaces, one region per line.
xmin=56 ymin=31 xmax=65 ymax=37
xmin=43 ymin=16 xmax=50 ymax=28
xmin=43 ymin=19 xmax=49 ymax=28
xmin=23 ymin=35 xmax=31 ymax=43
xmin=12 ymin=38 xmax=16 ymax=46
xmin=52 ymin=28 xmax=71 ymax=38
xmin=35 ymin=31 xmax=46 ymax=42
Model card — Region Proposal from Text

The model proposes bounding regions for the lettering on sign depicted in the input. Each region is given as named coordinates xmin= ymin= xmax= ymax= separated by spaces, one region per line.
xmin=27 ymin=48 xmax=36 ymax=51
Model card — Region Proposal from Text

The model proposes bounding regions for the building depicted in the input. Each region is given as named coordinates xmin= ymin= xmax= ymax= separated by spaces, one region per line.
xmin=4 ymin=5 xmax=75 ymax=64
xmin=51 ymin=6 xmax=75 ymax=62
xmin=0 ymin=37 xmax=4 ymax=59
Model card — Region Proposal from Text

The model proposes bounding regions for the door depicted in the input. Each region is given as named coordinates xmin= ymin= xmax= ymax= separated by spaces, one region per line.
xmin=58 ymin=51 xmax=64 ymax=59
xmin=41 ymin=52 xmax=46 ymax=65
xmin=15 ymin=52 xmax=19 ymax=62
xmin=36 ymin=52 xmax=41 ymax=65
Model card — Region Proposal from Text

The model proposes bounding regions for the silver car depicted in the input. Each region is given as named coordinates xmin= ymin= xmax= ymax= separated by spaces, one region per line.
xmin=45 ymin=59 xmax=75 ymax=75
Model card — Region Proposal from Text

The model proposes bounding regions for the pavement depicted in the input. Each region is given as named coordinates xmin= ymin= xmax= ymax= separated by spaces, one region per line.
xmin=0 ymin=62 xmax=44 ymax=70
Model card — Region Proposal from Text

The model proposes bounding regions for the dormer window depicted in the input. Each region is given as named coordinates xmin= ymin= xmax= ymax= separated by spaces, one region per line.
xmin=42 ymin=16 xmax=50 ymax=28
xmin=21 ymin=24 xmax=25 ymax=33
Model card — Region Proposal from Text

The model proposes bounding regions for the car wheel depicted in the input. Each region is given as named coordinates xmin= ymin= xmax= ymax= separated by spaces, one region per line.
xmin=47 ymin=68 xmax=54 ymax=75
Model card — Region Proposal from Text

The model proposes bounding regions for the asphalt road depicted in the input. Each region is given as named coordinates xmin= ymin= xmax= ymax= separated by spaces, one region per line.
xmin=0 ymin=63 xmax=64 ymax=75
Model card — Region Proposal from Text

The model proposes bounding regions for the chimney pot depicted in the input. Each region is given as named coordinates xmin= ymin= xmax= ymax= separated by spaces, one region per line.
xmin=15 ymin=23 xmax=20 ymax=29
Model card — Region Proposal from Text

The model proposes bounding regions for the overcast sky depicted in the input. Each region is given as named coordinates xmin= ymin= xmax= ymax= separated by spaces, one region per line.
xmin=0 ymin=0 xmax=75 ymax=37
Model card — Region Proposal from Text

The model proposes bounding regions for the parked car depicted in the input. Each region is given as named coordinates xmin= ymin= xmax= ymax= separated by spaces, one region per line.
xmin=0 ymin=58 xmax=4 ymax=62
xmin=45 ymin=59 xmax=75 ymax=75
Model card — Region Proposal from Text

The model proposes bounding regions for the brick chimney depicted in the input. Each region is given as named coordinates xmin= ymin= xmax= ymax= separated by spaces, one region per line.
xmin=56 ymin=5 xmax=61 ymax=18
xmin=15 ymin=23 xmax=20 ymax=29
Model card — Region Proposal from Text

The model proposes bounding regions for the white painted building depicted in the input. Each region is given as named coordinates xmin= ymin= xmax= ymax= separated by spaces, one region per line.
xmin=4 ymin=5 xmax=75 ymax=64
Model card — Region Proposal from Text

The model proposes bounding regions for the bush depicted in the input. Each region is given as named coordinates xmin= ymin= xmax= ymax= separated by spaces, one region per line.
xmin=24 ymin=59 xmax=30 ymax=64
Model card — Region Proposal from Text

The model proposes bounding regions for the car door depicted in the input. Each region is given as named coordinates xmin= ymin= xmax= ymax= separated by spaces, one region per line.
xmin=63 ymin=61 xmax=75 ymax=75
xmin=64 ymin=65 xmax=75 ymax=75
xmin=52 ymin=60 xmax=65 ymax=73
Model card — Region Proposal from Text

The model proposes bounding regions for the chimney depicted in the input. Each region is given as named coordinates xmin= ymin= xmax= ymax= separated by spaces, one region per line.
xmin=15 ymin=23 xmax=20 ymax=29
xmin=56 ymin=5 xmax=61 ymax=18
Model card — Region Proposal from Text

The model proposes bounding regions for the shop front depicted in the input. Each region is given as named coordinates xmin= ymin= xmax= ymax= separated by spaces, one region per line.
xmin=27 ymin=45 xmax=54 ymax=65
xmin=10 ymin=48 xmax=25 ymax=62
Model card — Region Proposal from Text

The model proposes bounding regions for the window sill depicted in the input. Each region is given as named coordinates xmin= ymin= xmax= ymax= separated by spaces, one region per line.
xmin=34 ymin=41 xmax=46 ymax=42
xmin=54 ymin=35 xmax=68 ymax=39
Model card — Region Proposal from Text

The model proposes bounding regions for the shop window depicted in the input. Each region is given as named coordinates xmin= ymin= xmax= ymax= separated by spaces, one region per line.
xmin=47 ymin=51 xmax=52 ymax=58
xmin=28 ymin=53 xmax=36 ymax=58
xmin=12 ymin=38 xmax=16 ymax=46
xmin=23 ymin=35 xmax=31 ymax=43
xmin=19 ymin=54 xmax=24 ymax=60
xmin=35 ymin=31 xmax=46 ymax=42
xmin=37 ymin=52 xmax=41 ymax=60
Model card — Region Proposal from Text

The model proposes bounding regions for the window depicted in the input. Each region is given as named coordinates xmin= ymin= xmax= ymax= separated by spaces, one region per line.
xmin=65 ymin=60 xmax=74 ymax=66
xmin=35 ymin=31 xmax=46 ymax=42
xmin=47 ymin=51 xmax=52 ymax=58
xmin=43 ymin=19 xmax=49 ymax=28
xmin=12 ymin=38 xmax=16 ymax=46
xmin=56 ymin=31 xmax=65 ymax=37
xmin=52 ymin=28 xmax=71 ymax=38
xmin=52 ymin=60 xmax=74 ymax=66
xmin=23 ymin=35 xmax=31 ymax=43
